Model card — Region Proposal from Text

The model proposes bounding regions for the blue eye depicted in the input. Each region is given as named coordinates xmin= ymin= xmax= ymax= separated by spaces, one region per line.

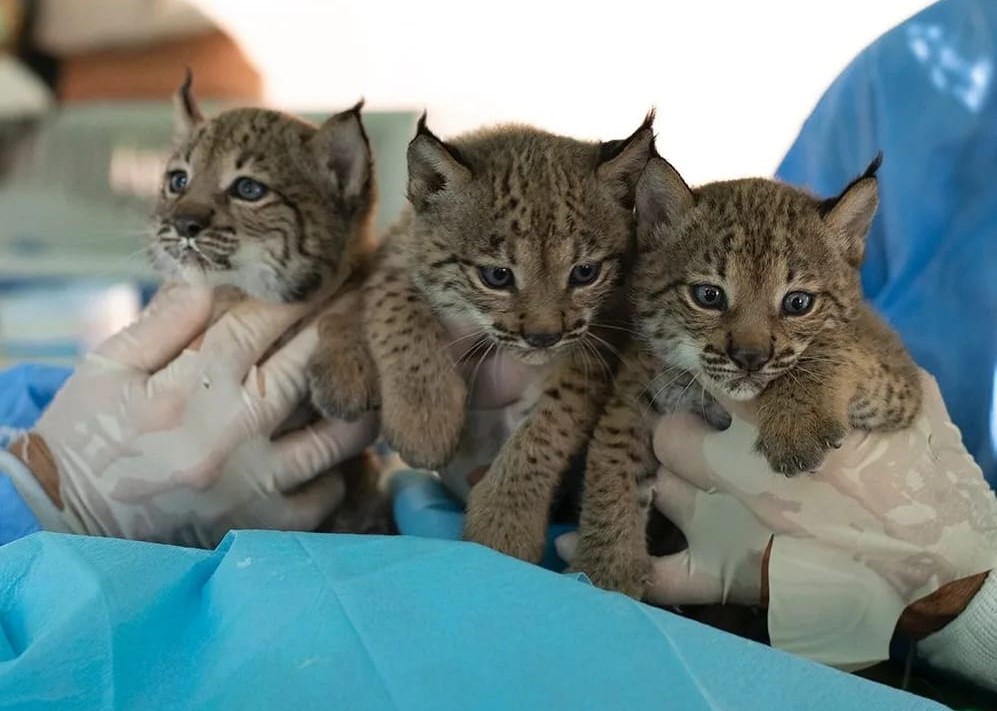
xmin=478 ymin=266 xmax=515 ymax=290
xmin=167 ymin=170 xmax=188 ymax=194
xmin=782 ymin=291 xmax=815 ymax=316
xmin=568 ymin=262 xmax=601 ymax=287
xmin=231 ymin=177 xmax=269 ymax=201
xmin=690 ymin=284 xmax=726 ymax=310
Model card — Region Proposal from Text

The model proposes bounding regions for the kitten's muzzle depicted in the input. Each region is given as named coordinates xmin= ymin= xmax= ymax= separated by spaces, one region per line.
xmin=522 ymin=331 xmax=562 ymax=349
xmin=726 ymin=345 xmax=771 ymax=373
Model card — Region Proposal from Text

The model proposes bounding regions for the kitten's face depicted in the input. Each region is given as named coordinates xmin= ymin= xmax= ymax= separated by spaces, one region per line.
xmin=404 ymin=116 xmax=653 ymax=365
xmin=151 ymin=79 xmax=373 ymax=303
xmin=635 ymin=157 xmax=878 ymax=400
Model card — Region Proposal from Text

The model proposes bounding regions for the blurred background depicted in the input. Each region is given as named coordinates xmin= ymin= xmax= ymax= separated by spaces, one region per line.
xmin=0 ymin=0 xmax=934 ymax=365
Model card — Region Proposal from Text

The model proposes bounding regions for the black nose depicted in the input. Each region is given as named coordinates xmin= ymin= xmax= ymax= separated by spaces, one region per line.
xmin=173 ymin=215 xmax=206 ymax=239
xmin=522 ymin=331 xmax=562 ymax=349
xmin=727 ymin=346 xmax=770 ymax=373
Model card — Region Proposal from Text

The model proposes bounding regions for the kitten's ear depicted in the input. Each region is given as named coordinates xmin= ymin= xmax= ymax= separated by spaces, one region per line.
xmin=173 ymin=68 xmax=203 ymax=144
xmin=597 ymin=109 xmax=657 ymax=208
xmin=311 ymin=99 xmax=373 ymax=202
xmin=407 ymin=113 xmax=471 ymax=208
xmin=820 ymin=152 xmax=882 ymax=265
xmin=635 ymin=153 xmax=694 ymax=234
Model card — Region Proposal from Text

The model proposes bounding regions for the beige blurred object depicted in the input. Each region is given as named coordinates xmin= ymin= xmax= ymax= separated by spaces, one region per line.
xmin=57 ymin=29 xmax=262 ymax=102
xmin=33 ymin=0 xmax=213 ymax=55
xmin=0 ymin=55 xmax=51 ymax=117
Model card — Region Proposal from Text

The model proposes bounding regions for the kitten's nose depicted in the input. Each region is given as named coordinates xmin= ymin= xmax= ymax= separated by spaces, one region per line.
xmin=173 ymin=215 xmax=206 ymax=239
xmin=522 ymin=331 xmax=562 ymax=349
xmin=727 ymin=346 xmax=770 ymax=373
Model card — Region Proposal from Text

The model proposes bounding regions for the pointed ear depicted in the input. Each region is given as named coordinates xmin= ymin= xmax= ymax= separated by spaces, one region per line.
xmin=819 ymin=152 xmax=882 ymax=266
xmin=596 ymin=108 xmax=656 ymax=208
xmin=172 ymin=68 xmax=203 ymax=144
xmin=406 ymin=113 xmax=471 ymax=209
xmin=635 ymin=153 xmax=694 ymax=236
xmin=310 ymin=99 xmax=373 ymax=203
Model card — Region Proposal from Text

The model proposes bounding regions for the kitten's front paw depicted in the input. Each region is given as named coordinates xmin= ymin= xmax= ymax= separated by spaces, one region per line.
xmin=464 ymin=471 xmax=548 ymax=563
xmin=570 ymin=538 xmax=650 ymax=599
xmin=307 ymin=347 xmax=380 ymax=421
xmin=382 ymin=371 xmax=466 ymax=470
xmin=756 ymin=410 xmax=848 ymax=476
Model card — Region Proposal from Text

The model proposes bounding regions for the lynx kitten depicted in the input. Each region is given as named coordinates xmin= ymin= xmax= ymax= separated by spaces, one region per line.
xmin=310 ymin=113 xmax=658 ymax=562
xmin=150 ymin=72 xmax=387 ymax=534
xmin=572 ymin=152 xmax=922 ymax=596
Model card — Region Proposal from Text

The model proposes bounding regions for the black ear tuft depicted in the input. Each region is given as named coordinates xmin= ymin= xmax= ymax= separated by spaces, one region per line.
xmin=180 ymin=67 xmax=197 ymax=121
xmin=819 ymin=151 xmax=883 ymax=216
xmin=415 ymin=111 xmax=434 ymax=139
xmin=598 ymin=107 xmax=657 ymax=164
xmin=861 ymin=151 xmax=884 ymax=180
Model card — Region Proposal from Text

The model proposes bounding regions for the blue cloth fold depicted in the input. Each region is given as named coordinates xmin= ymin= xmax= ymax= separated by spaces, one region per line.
xmin=0 ymin=530 xmax=942 ymax=710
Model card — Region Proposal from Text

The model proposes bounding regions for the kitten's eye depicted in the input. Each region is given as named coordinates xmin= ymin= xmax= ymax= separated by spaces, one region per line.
xmin=167 ymin=170 xmax=188 ymax=195
xmin=568 ymin=262 xmax=601 ymax=287
xmin=690 ymin=284 xmax=727 ymax=310
xmin=782 ymin=291 xmax=815 ymax=316
xmin=478 ymin=266 xmax=515 ymax=290
xmin=231 ymin=177 xmax=269 ymax=202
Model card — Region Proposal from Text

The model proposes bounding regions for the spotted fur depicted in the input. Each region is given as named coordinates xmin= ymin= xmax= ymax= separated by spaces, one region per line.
xmin=310 ymin=112 xmax=657 ymax=562
xmin=571 ymin=152 xmax=923 ymax=597
xmin=150 ymin=72 xmax=389 ymax=535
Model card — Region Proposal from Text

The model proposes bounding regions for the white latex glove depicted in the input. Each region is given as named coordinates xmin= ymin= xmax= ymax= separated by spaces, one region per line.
xmin=5 ymin=284 xmax=377 ymax=548
xmin=646 ymin=370 xmax=997 ymax=672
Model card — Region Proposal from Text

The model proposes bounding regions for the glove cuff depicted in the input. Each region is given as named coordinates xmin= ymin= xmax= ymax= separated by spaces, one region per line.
xmin=0 ymin=449 xmax=73 ymax=534
xmin=918 ymin=571 xmax=997 ymax=692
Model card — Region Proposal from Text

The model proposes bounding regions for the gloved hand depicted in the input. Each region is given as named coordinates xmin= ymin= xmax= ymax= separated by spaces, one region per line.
xmin=5 ymin=284 xmax=377 ymax=548
xmin=645 ymin=370 xmax=996 ymax=673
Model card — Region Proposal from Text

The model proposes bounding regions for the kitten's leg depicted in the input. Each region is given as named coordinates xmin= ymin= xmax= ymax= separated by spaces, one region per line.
xmin=464 ymin=353 xmax=613 ymax=563
xmin=318 ymin=450 xmax=395 ymax=534
xmin=367 ymin=253 xmax=466 ymax=470
xmin=846 ymin=307 xmax=923 ymax=432
xmin=570 ymin=349 xmax=658 ymax=598
xmin=308 ymin=303 xmax=381 ymax=421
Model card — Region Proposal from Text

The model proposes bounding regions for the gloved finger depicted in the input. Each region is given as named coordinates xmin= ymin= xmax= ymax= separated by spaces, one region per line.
xmin=652 ymin=467 xmax=699 ymax=530
xmin=276 ymin=470 xmax=348 ymax=531
xmin=269 ymin=414 xmax=379 ymax=492
xmin=93 ymin=284 xmax=214 ymax=372
xmin=252 ymin=324 xmax=320 ymax=431
xmin=460 ymin=348 xmax=534 ymax=409
xmin=554 ymin=531 xmax=579 ymax=564
xmin=198 ymin=297 xmax=313 ymax=378
xmin=645 ymin=550 xmax=724 ymax=606
xmin=652 ymin=411 xmax=718 ymax=491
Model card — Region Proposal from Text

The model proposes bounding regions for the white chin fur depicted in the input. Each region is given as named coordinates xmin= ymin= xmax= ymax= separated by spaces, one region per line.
xmin=725 ymin=386 xmax=760 ymax=402
xmin=517 ymin=349 xmax=556 ymax=366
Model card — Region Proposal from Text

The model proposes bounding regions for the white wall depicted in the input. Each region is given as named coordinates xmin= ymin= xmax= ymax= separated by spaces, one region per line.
xmin=196 ymin=0 xmax=934 ymax=184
